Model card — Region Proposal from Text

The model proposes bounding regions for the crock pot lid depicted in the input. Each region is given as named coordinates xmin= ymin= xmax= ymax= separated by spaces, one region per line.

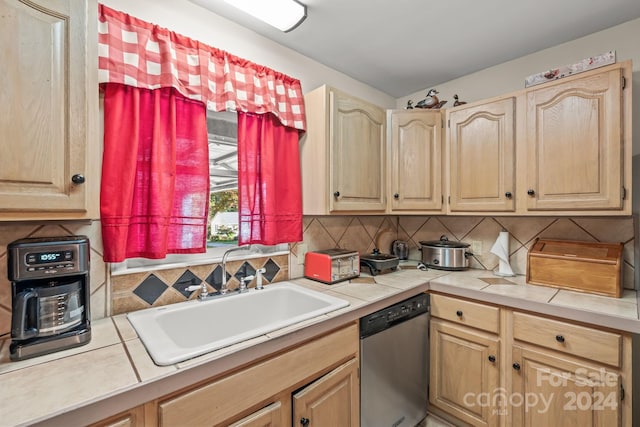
xmin=419 ymin=239 xmax=470 ymax=248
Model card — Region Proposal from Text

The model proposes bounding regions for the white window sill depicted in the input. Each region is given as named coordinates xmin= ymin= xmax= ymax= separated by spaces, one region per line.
xmin=110 ymin=245 xmax=289 ymax=276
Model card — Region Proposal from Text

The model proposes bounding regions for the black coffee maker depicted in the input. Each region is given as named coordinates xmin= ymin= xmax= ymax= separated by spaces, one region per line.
xmin=8 ymin=236 xmax=91 ymax=360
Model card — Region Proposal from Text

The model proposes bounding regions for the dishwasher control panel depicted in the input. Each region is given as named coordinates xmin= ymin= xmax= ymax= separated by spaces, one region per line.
xmin=359 ymin=293 xmax=429 ymax=338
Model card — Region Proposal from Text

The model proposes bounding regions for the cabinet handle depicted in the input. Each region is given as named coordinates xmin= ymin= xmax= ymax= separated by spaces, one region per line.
xmin=456 ymin=310 xmax=463 ymax=317
xmin=488 ymin=355 xmax=496 ymax=363
xmin=505 ymin=191 xmax=512 ymax=199
xmin=333 ymin=191 xmax=340 ymax=198
xmin=300 ymin=417 xmax=310 ymax=426
xmin=555 ymin=335 xmax=565 ymax=343
xmin=394 ymin=193 xmax=399 ymax=199
xmin=527 ymin=189 xmax=535 ymax=196
xmin=71 ymin=174 xmax=85 ymax=184
xmin=513 ymin=362 xmax=521 ymax=371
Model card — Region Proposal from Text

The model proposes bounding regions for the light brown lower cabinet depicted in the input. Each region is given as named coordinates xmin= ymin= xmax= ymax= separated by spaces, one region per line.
xmin=429 ymin=293 xmax=632 ymax=427
xmin=510 ymin=345 xmax=620 ymax=426
xmin=293 ymin=357 xmax=359 ymax=427
xmin=88 ymin=405 xmax=146 ymax=427
xmin=429 ymin=306 xmax=500 ymax=426
xmin=92 ymin=323 xmax=359 ymax=427
xmin=229 ymin=400 xmax=289 ymax=427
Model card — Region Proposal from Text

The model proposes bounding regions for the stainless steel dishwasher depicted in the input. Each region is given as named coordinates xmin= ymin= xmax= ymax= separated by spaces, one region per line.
xmin=360 ymin=293 xmax=429 ymax=427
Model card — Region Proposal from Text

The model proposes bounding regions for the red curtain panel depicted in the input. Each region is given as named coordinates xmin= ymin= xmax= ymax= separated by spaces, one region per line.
xmin=101 ymin=83 xmax=209 ymax=262
xmin=237 ymin=112 xmax=303 ymax=245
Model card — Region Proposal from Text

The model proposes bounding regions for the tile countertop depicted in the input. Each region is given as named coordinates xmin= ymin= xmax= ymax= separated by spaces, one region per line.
xmin=0 ymin=267 xmax=639 ymax=426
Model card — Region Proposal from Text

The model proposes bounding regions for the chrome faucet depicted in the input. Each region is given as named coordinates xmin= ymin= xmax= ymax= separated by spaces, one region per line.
xmin=220 ymin=245 xmax=250 ymax=294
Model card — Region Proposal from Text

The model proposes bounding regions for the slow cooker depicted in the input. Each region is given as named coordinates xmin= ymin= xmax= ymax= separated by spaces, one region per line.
xmin=419 ymin=235 xmax=472 ymax=270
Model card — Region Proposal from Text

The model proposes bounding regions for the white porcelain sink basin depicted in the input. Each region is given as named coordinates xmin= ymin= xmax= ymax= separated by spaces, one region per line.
xmin=127 ymin=282 xmax=349 ymax=365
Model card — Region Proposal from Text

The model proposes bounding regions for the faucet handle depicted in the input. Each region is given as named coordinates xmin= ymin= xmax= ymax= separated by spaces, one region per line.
xmin=238 ymin=275 xmax=255 ymax=293
xmin=185 ymin=285 xmax=201 ymax=292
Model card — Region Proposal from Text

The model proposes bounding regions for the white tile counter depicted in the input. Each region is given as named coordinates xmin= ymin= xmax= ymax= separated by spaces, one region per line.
xmin=0 ymin=267 xmax=638 ymax=426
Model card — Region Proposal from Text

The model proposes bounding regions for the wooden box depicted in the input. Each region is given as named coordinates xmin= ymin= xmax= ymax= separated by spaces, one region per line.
xmin=526 ymin=238 xmax=623 ymax=298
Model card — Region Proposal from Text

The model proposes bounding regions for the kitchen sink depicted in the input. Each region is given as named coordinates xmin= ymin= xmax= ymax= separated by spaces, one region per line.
xmin=127 ymin=282 xmax=349 ymax=365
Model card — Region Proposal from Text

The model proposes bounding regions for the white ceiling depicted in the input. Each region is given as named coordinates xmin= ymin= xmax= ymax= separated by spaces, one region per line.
xmin=190 ymin=0 xmax=640 ymax=98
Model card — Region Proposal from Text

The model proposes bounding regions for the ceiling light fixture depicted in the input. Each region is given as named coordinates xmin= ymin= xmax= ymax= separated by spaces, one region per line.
xmin=224 ymin=0 xmax=307 ymax=32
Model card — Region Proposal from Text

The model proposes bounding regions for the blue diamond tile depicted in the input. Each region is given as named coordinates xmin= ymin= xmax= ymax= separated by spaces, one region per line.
xmin=262 ymin=259 xmax=280 ymax=282
xmin=172 ymin=270 xmax=201 ymax=298
xmin=133 ymin=274 xmax=168 ymax=305
xmin=234 ymin=262 xmax=256 ymax=282
xmin=206 ymin=266 xmax=230 ymax=292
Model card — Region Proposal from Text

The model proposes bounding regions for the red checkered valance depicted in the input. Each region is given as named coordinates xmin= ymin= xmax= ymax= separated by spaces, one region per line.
xmin=98 ymin=4 xmax=306 ymax=131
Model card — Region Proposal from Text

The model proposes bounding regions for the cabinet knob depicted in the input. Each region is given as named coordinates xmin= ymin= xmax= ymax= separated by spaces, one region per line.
xmin=333 ymin=191 xmax=340 ymax=198
xmin=555 ymin=335 xmax=565 ymax=343
xmin=505 ymin=191 xmax=512 ymax=199
xmin=513 ymin=362 xmax=521 ymax=371
xmin=456 ymin=310 xmax=463 ymax=317
xmin=527 ymin=189 xmax=535 ymax=196
xmin=300 ymin=417 xmax=310 ymax=426
xmin=394 ymin=193 xmax=399 ymax=199
xmin=488 ymin=355 xmax=496 ymax=363
xmin=71 ymin=174 xmax=85 ymax=184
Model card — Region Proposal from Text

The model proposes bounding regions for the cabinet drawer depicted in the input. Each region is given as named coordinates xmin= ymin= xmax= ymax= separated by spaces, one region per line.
xmin=430 ymin=294 xmax=499 ymax=333
xmin=512 ymin=312 xmax=622 ymax=367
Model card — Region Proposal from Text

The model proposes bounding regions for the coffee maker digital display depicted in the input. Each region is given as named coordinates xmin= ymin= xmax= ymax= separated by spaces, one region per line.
xmin=27 ymin=250 xmax=73 ymax=265
xmin=8 ymin=236 xmax=91 ymax=361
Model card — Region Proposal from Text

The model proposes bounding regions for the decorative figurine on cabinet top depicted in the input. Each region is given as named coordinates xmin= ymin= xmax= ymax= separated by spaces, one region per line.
xmin=415 ymin=89 xmax=447 ymax=109
xmin=406 ymin=100 xmax=414 ymax=109
xmin=453 ymin=94 xmax=467 ymax=106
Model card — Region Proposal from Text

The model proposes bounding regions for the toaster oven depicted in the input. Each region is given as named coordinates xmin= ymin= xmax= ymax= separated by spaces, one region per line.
xmin=304 ymin=249 xmax=359 ymax=284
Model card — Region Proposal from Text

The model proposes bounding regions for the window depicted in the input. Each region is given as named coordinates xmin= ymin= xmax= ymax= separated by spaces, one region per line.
xmin=207 ymin=111 xmax=239 ymax=247
xmin=110 ymin=110 xmax=287 ymax=274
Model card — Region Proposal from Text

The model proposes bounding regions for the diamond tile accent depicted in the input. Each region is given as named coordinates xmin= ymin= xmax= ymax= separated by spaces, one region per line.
xmin=234 ymin=262 xmax=256 ymax=282
xmin=262 ymin=259 xmax=280 ymax=282
xmin=172 ymin=270 xmax=201 ymax=298
xmin=206 ymin=266 xmax=230 ymax=292
xmin=133 ymin=274 xmax=168 ymax=305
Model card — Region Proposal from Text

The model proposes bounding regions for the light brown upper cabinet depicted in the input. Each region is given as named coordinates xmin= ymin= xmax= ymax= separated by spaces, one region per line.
xmin=388 ymin=110 xmax=443 ymax=213
xmin=302 ymin=85 xmax=386 ymax=214
xmin=447 ymin=96 xmax=516 ymax=213
xmin=524 ymin=61 xmax=631 ymax=214
xmin=0 ymin=0 xmax=99 ymax=220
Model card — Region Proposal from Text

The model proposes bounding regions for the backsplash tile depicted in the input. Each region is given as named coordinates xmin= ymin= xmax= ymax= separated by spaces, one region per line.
xmin=293 ymin=215 xmax=637 ymax=290
xmin=0 ymin=213 xmax=635 ymax=336
xmin=133 ymin=274 xmax=168 ymax=305
xmin=109 ymin=254 xmax=289 ymax=315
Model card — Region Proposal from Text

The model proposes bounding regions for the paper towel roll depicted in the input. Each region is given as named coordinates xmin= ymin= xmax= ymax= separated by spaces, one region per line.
xmin=490 ymin=231 xmax=515 ymax=276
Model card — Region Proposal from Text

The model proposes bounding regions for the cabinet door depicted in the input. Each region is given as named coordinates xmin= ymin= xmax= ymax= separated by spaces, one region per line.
xmin=293 ymin=357 xmax=359 ymax=427
xmin=389 ymin=110 xmax=443 ymax=212
xmin=448 ymin=97 xmax=515 ymax=212
xmin=430 ymin=318 xmax=500 ymax=427
xmin=229 ymin=401 xmax=288 ymax=427
xmin=330 ymin=90 xmax=386 ymax=212
xmin=511 ymin=345 xmax=621 ymax=427
xmin=0 ymin=0 xmax=97 ymax=218
xmin=525 ymin=68 xmax=623 ymax=211
xmin=88 ymin=405 xmax=145 ymax=427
